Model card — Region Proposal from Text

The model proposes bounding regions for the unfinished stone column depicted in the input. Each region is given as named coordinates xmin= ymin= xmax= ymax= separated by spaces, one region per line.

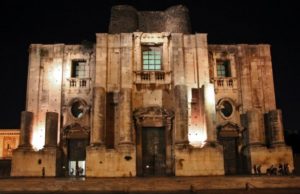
xmin=91 ymin=87 xmax=106 ymax=146
xmin=267 ymin=109 xmax=285 ymax=146
xmin=119 ymin=88 xmax=133 ymax=145
xmin=203 ymin=83 xmax=217 ymax=143
xmin=174 ymin=85 xmax=189 ymax=145
xmin=19 ymin=111 xmax=34 ymax=148
xmin=245 ymin=109 xmax=265 ymax=145
xmin=44 ymin=112 xmax=58 ymax=147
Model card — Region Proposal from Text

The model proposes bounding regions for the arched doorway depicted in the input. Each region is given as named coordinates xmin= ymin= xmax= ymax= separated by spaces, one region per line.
xmin=61 ymin=123 xmax=89 ymax=177
xmin=134 ymin=106 xmax=174 ymax=176
xmin=217 ymin=122 xmax=242 ymax=175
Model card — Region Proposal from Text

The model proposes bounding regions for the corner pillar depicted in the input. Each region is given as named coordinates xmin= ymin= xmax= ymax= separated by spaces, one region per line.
xmin=245 ymin=109 xmax=265 ymax=145
xmin=44 ymin=112 xmax=58 ymax=147
xmin=174 ymin=85 xmax=189 ymax=145
xmin=119 ymin=88 xmax=133 ymax=145
xmin=18 ymin=111 xmax=34 ymax=149
xmin=267 ymin=109 xmax=285 ymax=146
xmin=203 ymin=83 xmax=217 ymax=143
xmin=91 ymin=87 xmax=106 ymax=146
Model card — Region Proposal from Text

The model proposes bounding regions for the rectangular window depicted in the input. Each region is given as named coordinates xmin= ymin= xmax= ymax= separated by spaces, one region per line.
xmin=142 ymin=47 xmax=162 ymax=71
xmin=71 ymin=60 xmax=88 ymax=78
xmin=217 ymin=60 xmax=231 ymax=77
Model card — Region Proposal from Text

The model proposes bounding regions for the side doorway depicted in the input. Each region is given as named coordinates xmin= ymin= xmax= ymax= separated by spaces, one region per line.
xmin=68 ymin=138 xmax=89 ymax=177
xmin=217 ymin=123 xmax=241 ymax=175
xmin=219 ymin=136 xmax=239 ymax=175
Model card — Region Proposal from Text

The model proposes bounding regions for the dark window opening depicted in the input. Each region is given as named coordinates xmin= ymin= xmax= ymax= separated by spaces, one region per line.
xmin=71 ymin=60 xmax=88 ymax=78
xmin=221 ymin=101 xmax=233 ymax=117
xmin=217 ymin=60 xmax=231 ymax=77
xmin=142 ymin=46 xmax=162 ymax=71
xmin=71 ymin=101 xmax=85 ymax=118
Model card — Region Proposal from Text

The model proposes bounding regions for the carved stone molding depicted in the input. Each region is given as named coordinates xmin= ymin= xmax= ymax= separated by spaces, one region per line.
xmin=61 ymin=123 xmax=90 ymax=146
xmin=133 ymin=106 xmax=174 ymax=128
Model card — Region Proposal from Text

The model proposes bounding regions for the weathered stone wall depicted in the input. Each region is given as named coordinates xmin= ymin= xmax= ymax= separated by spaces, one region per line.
xmin=175 ymin=146 xmax=224 ymax=176
xmin=11 ymin=148 xmax=59 ymax=177
xmin=86 ymin=147 xmax=136 ymax=177
xmin=26 ymin=43 xmax=95 ymax=149
xmin=109 ymin=5 xmax=191 ymax=34
xmin=208 ymin=44 xmax=276 ymax=116
xmin=61 ymin=45 xmax=95 ymax=133
xmin=26 ymin=44 xmax=64 ymax=149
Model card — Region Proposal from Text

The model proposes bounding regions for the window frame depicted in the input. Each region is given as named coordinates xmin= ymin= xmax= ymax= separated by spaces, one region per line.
xmin=216 ymin=60 xmax=231 ymax=77
xmin=142 ymin=46 xmax=162 ymax=71
xmin=71 ymin=60 xmax=88 ymax=78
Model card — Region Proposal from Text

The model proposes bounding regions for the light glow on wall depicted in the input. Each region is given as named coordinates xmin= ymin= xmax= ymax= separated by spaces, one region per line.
xmin=50 ymin=66 xmax=62 ymax=86
xmin=32 ymin=123 xmax=45 ymax=150
xmin=204 ymin=83 xmax=216 ymax=106
xmin=188 ymin=127 xmax=207 ymax=148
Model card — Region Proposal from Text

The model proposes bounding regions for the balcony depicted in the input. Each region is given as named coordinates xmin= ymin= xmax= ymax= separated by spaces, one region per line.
xmin=67 ymin=78 xmax=91 ymax=89
xmin=134 ymin=71 xmax=172 ymax=86
xmin=213 ymin=77 xmax=237 ymax=90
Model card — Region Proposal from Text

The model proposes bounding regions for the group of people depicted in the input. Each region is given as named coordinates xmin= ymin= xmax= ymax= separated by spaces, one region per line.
xmin=70 ymin=166 xmax=84 ymax=176
xmin=253 ymin=163 xmax=290 ymax=175
xmin=266 ymin=163 xmax=290 ymax=176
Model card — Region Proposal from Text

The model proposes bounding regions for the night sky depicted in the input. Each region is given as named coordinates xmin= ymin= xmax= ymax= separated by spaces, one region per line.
xmin=1 ymin=0 xmax=300 ymax=150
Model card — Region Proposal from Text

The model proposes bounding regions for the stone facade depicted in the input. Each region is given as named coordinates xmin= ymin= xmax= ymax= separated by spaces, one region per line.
xmin=10 ymin=5 xmax=293 ymax=177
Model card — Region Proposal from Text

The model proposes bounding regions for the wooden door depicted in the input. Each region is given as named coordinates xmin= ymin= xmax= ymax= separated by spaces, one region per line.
xmin=142 ymin=127 xmax=166 ymax=176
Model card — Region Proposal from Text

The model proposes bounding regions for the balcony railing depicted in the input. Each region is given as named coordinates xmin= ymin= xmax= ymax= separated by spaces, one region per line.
xmin=134 ymin=71 xmax=171 ymax=85
xmin=67 ymin=78 xmax=91 ymax=89
xmin=213 ymin=77 xmax=237 ymax=89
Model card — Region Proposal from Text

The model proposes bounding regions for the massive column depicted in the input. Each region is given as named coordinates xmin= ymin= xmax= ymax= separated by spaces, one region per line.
xmin=203 ymin=83 xmax=217 ymax=143
xmin=267 ymin=109 xmax=285 ymax=146
xmin=174 ymin=85 xmax=189 ymax=145
xmin=19 ymin=111 xmax=34 ymax=149
xmin=245 ymin=109 xmax=265 ymax=145
xmin=44 ymin=112 xmax=58 ymax=147
xmin=119 ymin=88 xmax=133 ymax=145
xmin=91 ymin=87 xmax=106 ymax=146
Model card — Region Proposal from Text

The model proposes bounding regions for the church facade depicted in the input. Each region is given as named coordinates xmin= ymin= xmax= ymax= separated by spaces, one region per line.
xmin=11 ymin=5 xmax=294 ymax=177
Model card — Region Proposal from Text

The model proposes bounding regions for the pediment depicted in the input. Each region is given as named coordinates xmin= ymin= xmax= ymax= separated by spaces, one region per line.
xmin=133 ymin=106 xmax=174 ymax=119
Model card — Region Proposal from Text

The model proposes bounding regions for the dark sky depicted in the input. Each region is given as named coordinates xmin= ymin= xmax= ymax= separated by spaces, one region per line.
xmin=0 ymin=0 xmax=299 ymax=138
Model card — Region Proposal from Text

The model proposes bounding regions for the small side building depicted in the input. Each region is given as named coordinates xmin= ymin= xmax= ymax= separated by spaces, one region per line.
xmin=0 ymin=129 xmax=19 ymax=177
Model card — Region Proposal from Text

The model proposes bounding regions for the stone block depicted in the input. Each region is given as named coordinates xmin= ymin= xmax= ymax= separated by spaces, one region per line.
xmin=11 ymin=147 xmax=59 ymax=177
xmin=86 ymin=146 xmax=136 ymax=177
xmin=175 ymin=145 xmax=224 ymax=176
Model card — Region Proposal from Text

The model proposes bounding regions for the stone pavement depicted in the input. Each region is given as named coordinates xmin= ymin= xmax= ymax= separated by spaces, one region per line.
xmin=0 ymin=176 xmax=299 ymax=193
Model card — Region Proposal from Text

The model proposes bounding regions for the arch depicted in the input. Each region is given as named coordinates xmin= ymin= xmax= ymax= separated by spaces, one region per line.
xmin=217 ymin=121 xmax=244 ymax=138
xmin=62 ymin=123 xmax=90 ymax=140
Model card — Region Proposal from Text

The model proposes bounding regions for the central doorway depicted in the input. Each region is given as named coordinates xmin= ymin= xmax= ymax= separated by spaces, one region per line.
xmin=134 ymin=106 xmax=174 ymax=177
xmin=68 ymin=138 xmax=88 ymax=177
xmin=142 ymin=127 xmax=166 ymax=176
